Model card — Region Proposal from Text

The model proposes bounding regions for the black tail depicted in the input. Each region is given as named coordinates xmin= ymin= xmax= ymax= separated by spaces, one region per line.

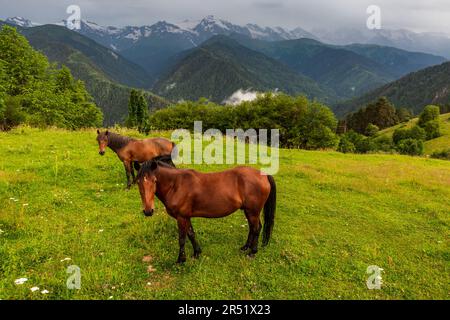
xmin=262 ymin=175 xmax=276 ymax=246
xmin=133 ymin=162 xmax=141 ymax=171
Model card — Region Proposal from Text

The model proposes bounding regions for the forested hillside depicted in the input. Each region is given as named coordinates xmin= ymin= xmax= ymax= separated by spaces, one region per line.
xmin=154 ymin=36 xmax=335 ymax=103
xmin=335 ymin=61 xmax=450 ymax=117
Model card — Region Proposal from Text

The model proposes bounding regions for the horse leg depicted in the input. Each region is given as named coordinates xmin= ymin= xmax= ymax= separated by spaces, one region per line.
xmin=123 ymin=161 xmax=132 ymax=189
xmin=176 ymin=217 xmax=188 ymax=264
xmin=241 ymin=210 xmax=253 ymax=251
xmin=130 ymin=163 xmax=136 ymax=184
xmin=187 ymin=219 xmax=202 ymax=258
xmin=247 ymin=213 xmax=262 ymax=258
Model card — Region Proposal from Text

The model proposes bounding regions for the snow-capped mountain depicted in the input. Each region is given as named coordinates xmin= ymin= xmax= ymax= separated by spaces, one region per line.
xmin=5 ymin=15 xmax=450 ymax=58
xmin=5 ymin=16 xmax=40 ymax=28
xmin=70 ymin=15 xmax=318 ymax=51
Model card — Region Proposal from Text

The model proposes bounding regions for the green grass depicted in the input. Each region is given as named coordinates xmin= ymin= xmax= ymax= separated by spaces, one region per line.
xmin=0 ymin=127 xmax=449 ymax=300
xmin=379 ymin=113 xmax=450 ymax=155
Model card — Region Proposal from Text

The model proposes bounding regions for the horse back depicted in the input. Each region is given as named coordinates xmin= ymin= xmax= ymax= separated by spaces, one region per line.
xmin=127 ymin=138 xmax=174 ymax=163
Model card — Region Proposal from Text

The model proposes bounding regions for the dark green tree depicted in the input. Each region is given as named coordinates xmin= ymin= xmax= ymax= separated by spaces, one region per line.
xmin=126 ymin=89 xmax=150 ymax=134
xmin=0 ymin=26 xmax=103 ymax=130
xmin=418 ymin=105 xmax=440 ymax=127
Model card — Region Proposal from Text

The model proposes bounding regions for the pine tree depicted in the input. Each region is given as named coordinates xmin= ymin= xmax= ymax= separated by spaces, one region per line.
xmin=126 ymin=89 xmax=150 ymax=134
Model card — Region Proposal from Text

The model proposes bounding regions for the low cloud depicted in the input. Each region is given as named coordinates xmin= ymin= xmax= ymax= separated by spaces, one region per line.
xmin=223 ymin=89 xmax=259 ymax=105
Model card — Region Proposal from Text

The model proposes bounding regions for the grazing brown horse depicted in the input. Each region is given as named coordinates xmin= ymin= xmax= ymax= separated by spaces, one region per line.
xmin=136 ymin=160 xmax=276 ymax=264
xmin=96 ymin=130 xmax=175 ymax=188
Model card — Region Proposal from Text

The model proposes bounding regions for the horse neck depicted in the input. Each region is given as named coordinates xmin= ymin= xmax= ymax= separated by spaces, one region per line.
xmin=154 ymin=166 xmax=177 ymax=205
xmin=107 ymin=133 xmax=131 ymax=153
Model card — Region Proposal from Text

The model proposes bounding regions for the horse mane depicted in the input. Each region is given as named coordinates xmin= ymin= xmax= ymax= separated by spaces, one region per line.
xmin=137 ymin=156 xmax=176 ymax=180
xmin=107 ymin=132 xmax=135 ymax=152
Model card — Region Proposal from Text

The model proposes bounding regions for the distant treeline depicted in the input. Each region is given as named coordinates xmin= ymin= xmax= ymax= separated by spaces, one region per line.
xmin=148 ymin=94 xmax=339 ymax=149
xmin=0 ymin=26 xmax=103 ymax=130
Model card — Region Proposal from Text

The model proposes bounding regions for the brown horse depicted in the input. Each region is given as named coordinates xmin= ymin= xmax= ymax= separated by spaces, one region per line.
xmin=96 ymin=130 xmax=175 ymax=189
xmin=136 ymin=160 xmax=276 ymax=264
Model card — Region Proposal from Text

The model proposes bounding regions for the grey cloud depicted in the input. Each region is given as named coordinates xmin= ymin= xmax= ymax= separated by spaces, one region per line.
xmin=0 ymin=0 xmax=448 ymax=33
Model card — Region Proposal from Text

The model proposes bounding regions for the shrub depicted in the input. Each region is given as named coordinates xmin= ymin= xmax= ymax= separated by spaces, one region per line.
xmin=373 ymin=135 xmax=395 ymax=152
xmin=355 ymin=137 xmax=377 ymax=154
xmin=337 ymin=136 xmax=356 ymax=153
xmin=396 ymin=138 xmax=424 ymax=156
xmin=150 ymin=93 xmax=338 ymax=150
xmin=392 ymin=126 xmax=426 ymax=144
xmin=418 ymin=105 xmax=440 ymax=127
xmin=431 ymin=149 xmax=450 ymax=160
xmin=423 ymin=120 xmax=441 ymax=140
xmin=365 ymin=123 xmax=379 ymax=137
xmin=0 ymin=96 xmax=25 ymax=130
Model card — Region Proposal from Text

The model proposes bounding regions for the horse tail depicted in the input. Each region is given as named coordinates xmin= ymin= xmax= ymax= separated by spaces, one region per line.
xmin=133 ymin=161 xmax=141 ymax=171
xmin=262 ymin=175 xmax=276 ymax=246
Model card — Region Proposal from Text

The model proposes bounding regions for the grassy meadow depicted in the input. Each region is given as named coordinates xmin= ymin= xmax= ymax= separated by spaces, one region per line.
xmin=0 ymin=127 xmax=449 ymax=300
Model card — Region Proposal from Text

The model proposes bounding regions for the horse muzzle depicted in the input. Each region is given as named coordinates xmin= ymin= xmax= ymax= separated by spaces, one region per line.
xmin=143 ymin=209 xmax=154 ymax=217
xmin=99 ymin=151 xmax=105 ymax=156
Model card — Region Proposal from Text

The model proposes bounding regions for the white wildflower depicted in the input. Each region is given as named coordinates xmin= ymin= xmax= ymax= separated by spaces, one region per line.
xmin=14 ymin=278 xmax=28 ymax=285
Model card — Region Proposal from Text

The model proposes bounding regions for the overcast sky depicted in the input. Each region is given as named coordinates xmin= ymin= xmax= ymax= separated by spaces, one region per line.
xmin=1 ymin=0 xmax=449 ymax=33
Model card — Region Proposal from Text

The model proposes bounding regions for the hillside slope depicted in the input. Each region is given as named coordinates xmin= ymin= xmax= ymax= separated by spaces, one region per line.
xmin=343 ymin=44 xmax=446 ymax=78
xmin=22 ymin=24 xmax=154 ymax=88
xmin=0 ymin=22 xmax=167 ymax=125
xmin=0 ymin=127 xmax=449 ymax=299
xmin=154 ymin=35 xmax=335 ymax=103
xmin=230 ymin=35 xmax=446 ymax=100
xmin=379 ymin=113 xmax=450 ymax=155
xmin=335 ymin=62 xmax=450 ymax=117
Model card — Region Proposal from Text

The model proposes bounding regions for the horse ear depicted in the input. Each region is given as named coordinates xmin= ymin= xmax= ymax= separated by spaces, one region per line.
xmin=97 ymin=129 xmax=100 ymax=135
xmin=105 ymin=130 xmax=109 ymax=136
xmin=150 ymin=161 xmax=158 ymax=171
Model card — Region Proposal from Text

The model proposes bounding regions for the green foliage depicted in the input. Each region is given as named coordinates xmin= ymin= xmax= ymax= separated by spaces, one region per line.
xmin=431 ymin=149 xmax=450 ymax=160
xmin=0 ymin=26 xmax=103 ymax=130
xmin=373 ymin=135 xmax=395 ymax=153
xmin=418 ymin=105 xmax=440 ymax=127
xmin=423 ymin=120 xmax=441 ymax=140
xmin=0 ymin=96 xmax=25 ymax=130
xmin=396 ymin=138 xmax=424 ymax=156
xmin=150 ymin=93 xmax=338 ymax=149
xmin=338 ymin=129 xmax=394 ymax=154
xmin=396 ymin=107 xmax=413 ymax=123
xmin=392 ymin=126 xmax=426 ymax=145
xmin=365 ymin=123 xmax=379 ymax=137
xmin=346 ymin=97 xmax=399 ymax=134
xmin=337 ymin=135 xmax=356 ymax=153
xmin=126 ymin=89 xmax=150 ymax=134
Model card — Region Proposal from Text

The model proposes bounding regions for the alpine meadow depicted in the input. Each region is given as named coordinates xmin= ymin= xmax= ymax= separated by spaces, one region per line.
xmin=1 ymin=1 xmax=450 ymax=303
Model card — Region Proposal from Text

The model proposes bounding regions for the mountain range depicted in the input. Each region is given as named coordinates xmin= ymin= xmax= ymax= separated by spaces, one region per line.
xmin=2 ymin=15 xmax=449 ymax=123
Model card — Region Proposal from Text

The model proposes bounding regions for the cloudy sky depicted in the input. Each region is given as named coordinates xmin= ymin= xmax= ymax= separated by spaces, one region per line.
xmin=0 ymin=0 xmax=449 ymax=33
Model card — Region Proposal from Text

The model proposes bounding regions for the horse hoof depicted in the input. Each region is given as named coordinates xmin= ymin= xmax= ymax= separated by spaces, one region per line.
xmin=247 ymin=253 xmax=256 ymax=259
xmin=240 ymin=245 xmax=249 ymax=252
xmin=193 ymin=251 xmax=201 ymax=259
xmin=177 ymin=256 xmax=187 ymax=264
